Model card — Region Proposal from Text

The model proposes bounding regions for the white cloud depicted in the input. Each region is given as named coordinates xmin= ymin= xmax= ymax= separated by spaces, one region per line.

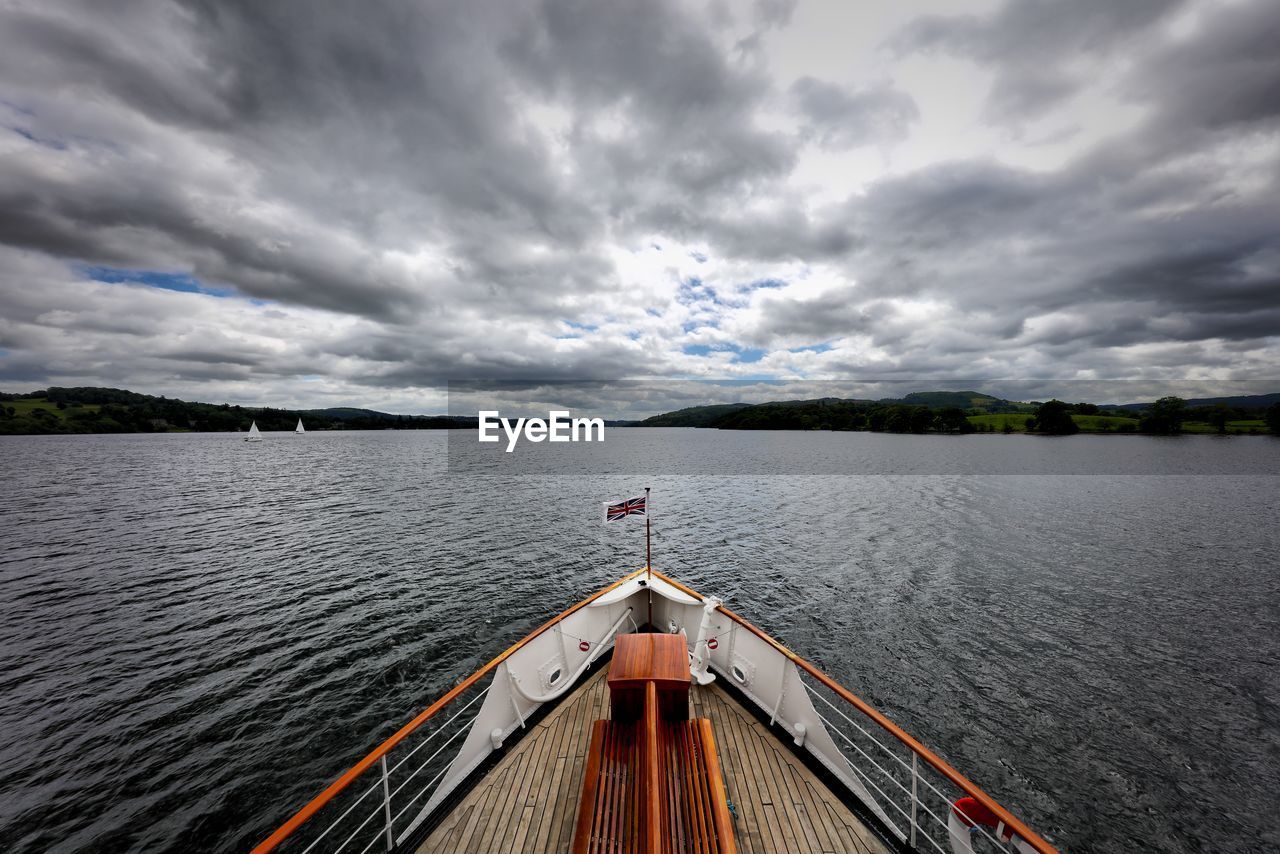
xmin=1 ymin=0 xmax=1277 ymax=410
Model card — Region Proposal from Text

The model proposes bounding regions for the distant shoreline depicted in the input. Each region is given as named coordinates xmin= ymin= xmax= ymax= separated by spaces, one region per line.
xmin=4 ymin=386 xmax=1278 ymax=437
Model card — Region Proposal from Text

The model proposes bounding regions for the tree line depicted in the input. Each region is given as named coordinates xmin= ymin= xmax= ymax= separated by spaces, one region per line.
xmin=0 ymin=387 xmax=472 ymax=435
xmin=694 ymin=396 xmax=1280 ymax=436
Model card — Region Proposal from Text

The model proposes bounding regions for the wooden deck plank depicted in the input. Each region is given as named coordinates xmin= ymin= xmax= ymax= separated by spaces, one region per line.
xmin=705 ymin=686 xmax=778 ymax=853
xmin=703 ymin=690 xmax=782 ymax=854
xmin=418 ymin=663 xmax=889 ymax=854
xmin=749 ymin=717 xmax=813 ymax=853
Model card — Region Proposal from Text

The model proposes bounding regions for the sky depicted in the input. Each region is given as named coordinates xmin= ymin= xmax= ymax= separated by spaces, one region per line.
xmin=0 ymin=0 xmax=1277 ymax=414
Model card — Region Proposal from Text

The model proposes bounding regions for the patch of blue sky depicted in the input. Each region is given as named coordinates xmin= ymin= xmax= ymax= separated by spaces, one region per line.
xmin=81 ymin=266 xmax=235 ymax=298
xmin=9 ymin=125 xmax=67 ymax=150
xmin=689 ymin=250 xmax=708 ymax=263
xmin=676 ymin=276 xmax=725 ymax=307
xmin=563 ymin=320 xmax=598 ymax=332
xmin=789 ymin=342 xmax=833 ymax=354
xmin=712 ymin=377 xmax=785 ymax=388
xmin=682 ymin=342 xmax=765 ymax=363
xmin=682 ymin=316 xmax=721 ymax=333
xmin=731 ymin=346 xmax=766 ymax=363
xmin=740 ymin=278 xmax=786 ymax=292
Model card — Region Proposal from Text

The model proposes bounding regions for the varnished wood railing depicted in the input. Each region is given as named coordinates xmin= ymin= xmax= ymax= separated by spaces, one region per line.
xmin=253 ymin=568 xmax=648 ymax=854
xmin=649 ymin=569 xmax=1059 ymax=854
xmin=255 ymin=565 xmax=1056 ymax=854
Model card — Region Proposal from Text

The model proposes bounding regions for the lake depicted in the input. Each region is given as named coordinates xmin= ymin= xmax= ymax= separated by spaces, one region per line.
xmin=0 ymin=429 xmax=1277 ymax=852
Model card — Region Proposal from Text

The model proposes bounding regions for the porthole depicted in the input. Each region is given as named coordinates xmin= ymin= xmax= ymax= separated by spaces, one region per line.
xmin=731 ymin=664 xmax=747 ymax=684
xmin=548 ymin=667 xmax=563 ymax=686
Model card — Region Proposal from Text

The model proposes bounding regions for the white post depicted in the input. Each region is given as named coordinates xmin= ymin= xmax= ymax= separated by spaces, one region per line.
xmin=380 ymin=754 xmax=394 ymax=851
xmin=689 ymin=596 xmax=722 ymax=685
xmin=910 ymin=752 xmax=919 ymax=849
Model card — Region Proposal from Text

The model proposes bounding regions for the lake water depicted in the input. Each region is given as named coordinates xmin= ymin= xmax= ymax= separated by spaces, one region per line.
xmin=0 ymin=429 xmax=1277 ymax=853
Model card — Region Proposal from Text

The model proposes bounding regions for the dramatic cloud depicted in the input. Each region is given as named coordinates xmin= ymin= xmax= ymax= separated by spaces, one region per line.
xmin=790 ymin=77 xmax=919 ymax=148
xmin=0 ymin=0 xmax=1277 ymax=412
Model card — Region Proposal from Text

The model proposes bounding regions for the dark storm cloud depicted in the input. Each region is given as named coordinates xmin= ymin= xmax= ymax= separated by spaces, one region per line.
xmin=743 ymin=292 xmax=884 ymax=345
xmin=503 ymin=0 xmax=795 ymax=202
xmin=1 ymin=0 xmax=1278 ymax=406
xmin=890 ymin=0 xmax=1186 ymax=122
xmin=824 ymin=152 xmax=1280 ymax=347
xmin=790 ymin=78 xmax=919 ymax=148
xmin=1124 ymin=0 xmax=1280 ymax=134
xmin=0 ymin=0 xmax=623 ymax=322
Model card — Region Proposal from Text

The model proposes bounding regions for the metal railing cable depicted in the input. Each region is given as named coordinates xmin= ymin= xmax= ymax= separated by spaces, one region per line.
xmin=285 ymin=685 xmax=487 ymax=854
xmin=385 ymin=687 xmax=488 ymax=777
xmin=646 ymin=568 xmax=1059 ymax=854
xmin=803 ymin=679 xmax=1015 ymax=852
xmin=253 ymin=569 xmax=651 ymax=854
xmin=282 ymin=603 xmax=630 ymax=853
xmin=297 ymin=779 xmax=383 ymax=854
xmin=811 ymin=708 xmax=952 ymax=849
xmin=388 ymin=759 xmax=454 ymax=830
xmin=830 ymin=743 xmax=949 ymax=854
xmin=387 ymin=714 xmax=477 ymax=803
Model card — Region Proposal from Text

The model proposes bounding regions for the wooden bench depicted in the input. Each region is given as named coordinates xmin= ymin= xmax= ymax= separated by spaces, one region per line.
xmin=572 ymin=639 xmax=735 ymax=854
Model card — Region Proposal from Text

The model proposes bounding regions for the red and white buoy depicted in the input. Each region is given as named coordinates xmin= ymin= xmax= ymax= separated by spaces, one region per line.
xmin=948 ymin=797 xmax=1038 ymax=854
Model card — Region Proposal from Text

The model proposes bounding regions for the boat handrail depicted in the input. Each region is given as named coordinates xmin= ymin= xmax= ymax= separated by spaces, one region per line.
xmin=255 ymin=566 xmax=1057 ymax=854
xmin=506 ymin=608 xmax=637 ymax=704
xmin=252 ymin=567 xmax=649 ymax=854
xmin=648 ymin=568 xmax=1059 ymax=854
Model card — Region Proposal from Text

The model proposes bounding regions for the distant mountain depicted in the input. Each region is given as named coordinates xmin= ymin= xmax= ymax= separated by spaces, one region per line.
xmin=895 ymin=390 xmax=1004 ymax=409
xmin=634 ymin=402 xmax=752 ymax=427
xmin=635 ymin=390 xmax=1025 ymax=427
xmin=306 ymin=406 xmax=400 ymax=421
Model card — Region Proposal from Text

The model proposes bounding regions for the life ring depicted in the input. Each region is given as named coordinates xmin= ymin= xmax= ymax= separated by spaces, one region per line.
xmin=947 ymin=797 xmax=1037 ymax=854
xmin=579 ymin=640 xmax=590 ymax=652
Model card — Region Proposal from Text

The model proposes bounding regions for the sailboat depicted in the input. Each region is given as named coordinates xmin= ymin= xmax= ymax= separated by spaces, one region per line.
xmin=295 ymin=418 xmax=305 ymax=435
xmin=244 ymin=421 xmax=262 ymax=442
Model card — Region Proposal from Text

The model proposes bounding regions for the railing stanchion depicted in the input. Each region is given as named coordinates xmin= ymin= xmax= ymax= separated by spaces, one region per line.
xmin=380 ymin=755 xmax=394 ymax=851
xmin=910 ymin=752 xmax=919 ymax=849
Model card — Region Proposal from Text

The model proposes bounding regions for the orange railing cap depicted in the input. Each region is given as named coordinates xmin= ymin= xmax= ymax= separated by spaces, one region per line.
xmin=252 ymin=567 xmax=648 ymax=854
xmin=647 ymin=568 xmax=1060 ymax=854
xmin=255 ymin=566 xmax=1057 ymax=854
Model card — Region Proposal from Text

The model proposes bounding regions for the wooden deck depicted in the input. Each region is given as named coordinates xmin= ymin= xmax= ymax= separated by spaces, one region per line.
xmin=418 ymin=667 xmax=889 ymax=854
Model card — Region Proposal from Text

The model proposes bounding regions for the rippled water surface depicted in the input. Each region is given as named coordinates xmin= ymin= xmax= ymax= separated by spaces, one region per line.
xmin=1 ymin=430 xmax=1278 ymax=853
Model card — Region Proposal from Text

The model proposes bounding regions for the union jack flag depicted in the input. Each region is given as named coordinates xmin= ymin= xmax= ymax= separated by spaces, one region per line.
xmin=602 ymin=494 xmax=647 ymax=524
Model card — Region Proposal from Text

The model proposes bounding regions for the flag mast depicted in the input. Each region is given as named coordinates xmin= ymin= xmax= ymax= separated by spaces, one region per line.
xmin=645 ymin=486 xmax=652 ymax=629
xmin=645 ymin=486 xmax=651 ymax=575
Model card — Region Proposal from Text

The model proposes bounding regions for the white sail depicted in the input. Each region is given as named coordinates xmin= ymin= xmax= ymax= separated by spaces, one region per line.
xmin=295 ymin=418 xmax=305 ymax=434
xmin=245 ymin=420 xmax=262 ymax=442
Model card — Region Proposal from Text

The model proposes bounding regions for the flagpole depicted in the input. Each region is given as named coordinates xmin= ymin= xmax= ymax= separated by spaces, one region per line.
xmin=645 ymin=486 xmax=651 ymax=574
xmin=645 ymin=486 xmax=652 ymax=630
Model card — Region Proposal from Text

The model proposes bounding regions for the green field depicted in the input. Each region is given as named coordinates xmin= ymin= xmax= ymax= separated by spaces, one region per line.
xmin=1181 ymin=419 xmax=1267 ymax=434
xmin=963 ymin=413 xmax=1140 ymax=432
xmin=1070 ymin=414 xmax=1141 ymax=432
xmin=4 ymin=398 xmax=100 ymax=422
xmin=967 ymin=412 xmax=1268 ymax=434
xmin=966 ymin=413 xmax=1033 ymax=432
